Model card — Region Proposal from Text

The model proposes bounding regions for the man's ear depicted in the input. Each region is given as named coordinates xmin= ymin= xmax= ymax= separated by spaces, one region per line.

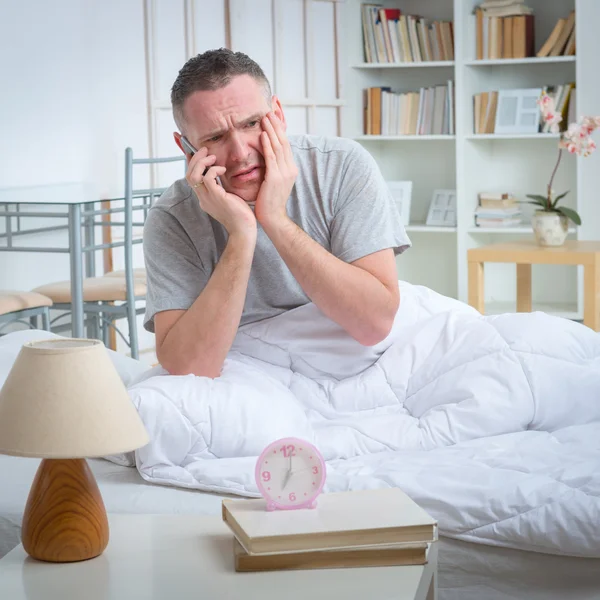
xmin=271 ymin=96 xmax=287 ymax=130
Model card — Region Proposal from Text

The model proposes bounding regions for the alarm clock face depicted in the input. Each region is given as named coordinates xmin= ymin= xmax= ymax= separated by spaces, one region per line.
xmin=255 ymin=437 xmax=326 ymax=510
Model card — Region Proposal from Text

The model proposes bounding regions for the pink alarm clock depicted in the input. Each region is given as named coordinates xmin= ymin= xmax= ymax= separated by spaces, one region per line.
xmin=255 ymin=437 xmax=326 ymax=511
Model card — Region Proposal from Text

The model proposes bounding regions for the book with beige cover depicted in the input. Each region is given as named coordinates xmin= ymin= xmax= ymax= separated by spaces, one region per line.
xmin=222 ymin=488 xmax=438 ymax=556
xmin=233 ymin=537 xmax=430 ymax=572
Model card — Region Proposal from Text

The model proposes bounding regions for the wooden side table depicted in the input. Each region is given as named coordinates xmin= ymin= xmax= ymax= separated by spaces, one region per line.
xmin=0 ymin=514 xmax=438 ymax=600
xmin=467 ymin=241 xmax=600 ymax=331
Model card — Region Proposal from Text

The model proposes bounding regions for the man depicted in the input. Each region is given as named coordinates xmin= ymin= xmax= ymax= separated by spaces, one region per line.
xmin=143 ymin=48 xmax=411 ymax=378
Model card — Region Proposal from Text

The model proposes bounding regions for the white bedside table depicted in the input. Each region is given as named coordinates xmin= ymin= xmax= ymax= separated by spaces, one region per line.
xmin=0 ymin=514 xmax=438 ymax=600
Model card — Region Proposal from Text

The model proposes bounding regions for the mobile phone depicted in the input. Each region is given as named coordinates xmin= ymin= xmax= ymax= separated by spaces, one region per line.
xmin=180 ymin=135 xmax=197 ymax=156
xmin=181 ymin=135 xmax=213 ymax=179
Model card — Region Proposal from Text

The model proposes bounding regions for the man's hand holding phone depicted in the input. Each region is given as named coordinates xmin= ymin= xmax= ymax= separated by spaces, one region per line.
xmin=183 ymin=140 xmax=257 ymax=240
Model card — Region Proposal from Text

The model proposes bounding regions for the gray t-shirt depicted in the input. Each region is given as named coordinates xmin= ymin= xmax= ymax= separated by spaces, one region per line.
xmin=143 ymin=134 xmax=411 ymax=333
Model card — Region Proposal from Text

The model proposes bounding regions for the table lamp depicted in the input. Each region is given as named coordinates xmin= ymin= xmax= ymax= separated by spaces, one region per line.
xmin=0 ymin=338 xmax=149 ymax=563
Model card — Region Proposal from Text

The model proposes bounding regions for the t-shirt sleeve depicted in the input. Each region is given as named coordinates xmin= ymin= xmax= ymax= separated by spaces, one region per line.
xmin=142 ymin=207 xmax=208 ymax=333
xmin=329 ymin=142 xmax=411 ymax=263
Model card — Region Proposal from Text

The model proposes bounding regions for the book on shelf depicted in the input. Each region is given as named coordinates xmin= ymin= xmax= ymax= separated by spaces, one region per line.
xmin=472 ymin=83 xmax=574 ymax=134
xmin=473 ymin=90 xmax=498 ymax=134
xmin=479 ymin=192 xmax=517 ymax=208
xmin=364 ymin=82 xmax=454 ymax=135
xmin=539 ymin=83 xmax=575 ymax=132
xmin=567 ymin=88 xmax=577 ymax=125
xmin=233 ymin=537 xmax=430 ymax=572
xmin=479 ymin=0 xmax=533 ymax=18
xmin=474 ymin=2 xmax=534 ymax=59
xmin=475 ymin=192 xmax=522 ymax=227
xmin=361 ymin=4 xmax=454 ymax=63
xmin=222 ymin=488 xmax=438 ymax=556
xmin=537 ymin=11 xmax=576 ymax=58
xmin=475 ymin=217 xmax=523 ymax=228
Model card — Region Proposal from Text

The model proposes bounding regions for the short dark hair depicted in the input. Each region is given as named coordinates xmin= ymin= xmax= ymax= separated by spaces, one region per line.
xmin=170 ymin=48 xmax=272 ymax=129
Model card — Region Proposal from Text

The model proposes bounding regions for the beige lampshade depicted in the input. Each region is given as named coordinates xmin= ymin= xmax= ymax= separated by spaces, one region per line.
xmin=0 ymin=339 xmax=149 ymax=458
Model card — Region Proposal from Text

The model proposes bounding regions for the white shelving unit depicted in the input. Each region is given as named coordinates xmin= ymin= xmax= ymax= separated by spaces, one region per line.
xmin=355 ymin=135 xmax=456 ymax=140
xmin=341 ymin=0 xmax=600 ymax=319
xmin=464 ymin=133 xmax=560 ymax=140
xmin=353 ymin=61 xmax=455 ymax=68
xmin=464 ymin=56 xmax=576 ymax=66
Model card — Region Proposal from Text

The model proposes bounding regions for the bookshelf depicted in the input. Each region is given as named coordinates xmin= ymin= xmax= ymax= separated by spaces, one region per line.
xmin=464 ymin=56 xmax=576 ymax=65
xmin=353 ymin=61 xmax=455 ymax=68
xmin=341 ymin=0 xmax=600 ymax=320
xmin=355 ymin=134 xmax=455 ymax=140
xmin=464 ymin=133 xmax=560 ymax=139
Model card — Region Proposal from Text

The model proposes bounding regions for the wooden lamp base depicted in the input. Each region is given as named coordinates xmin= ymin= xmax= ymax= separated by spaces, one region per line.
xmin=21 ymin=458 xmax=109 ymax=562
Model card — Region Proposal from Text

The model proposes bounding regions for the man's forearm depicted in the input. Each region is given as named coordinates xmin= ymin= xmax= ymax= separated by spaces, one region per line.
xmin=159 ymin=233 xmax=255 ymax=377
xmin=263 ymin=218 xmax=398 ymax=345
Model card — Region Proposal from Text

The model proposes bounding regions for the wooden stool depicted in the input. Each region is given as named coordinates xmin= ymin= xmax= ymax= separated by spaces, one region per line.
xmin=467 ymin=241 xmax=600 ymax=331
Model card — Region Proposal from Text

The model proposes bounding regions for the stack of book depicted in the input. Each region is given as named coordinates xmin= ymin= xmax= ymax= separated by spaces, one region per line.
xmin=364 ymin=83 xmax=455 ymax=136
xmin=473 ymin=84 xmax=575 ymax=134
xmin=361 ymin=4 xmax=454 ymax=63
xmin=474 ymin=192 xmax=522 ymax=228
xmin=537 ymin=11 xmax=576 ymax=58
xmin=474 ymin=0 xmax=534 ymax=59
xmin=221 ymin=488 xmax=438 ymax=572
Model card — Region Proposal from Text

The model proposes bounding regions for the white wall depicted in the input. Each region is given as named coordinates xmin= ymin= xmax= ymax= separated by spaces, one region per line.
xmin=0 ymin=0 xmax=149 ymax=290
xmin=0 ymin=0 xmax=340 ymax=361
xmin=0 ymin=0 xmax=149 ymax=194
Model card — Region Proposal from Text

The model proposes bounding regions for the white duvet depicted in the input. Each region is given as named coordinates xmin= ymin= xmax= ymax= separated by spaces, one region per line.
xmin=128 ymin=282 xmax=600 ymax=558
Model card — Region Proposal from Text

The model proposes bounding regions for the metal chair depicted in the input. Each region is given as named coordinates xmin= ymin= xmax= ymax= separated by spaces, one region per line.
xmin=33 ymin=148 xmax=185 ymax=359
xmin=0 ymin=290 xmax=52 ymax=334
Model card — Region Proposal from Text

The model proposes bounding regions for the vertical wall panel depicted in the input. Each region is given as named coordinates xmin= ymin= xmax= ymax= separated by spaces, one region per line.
xmin=314 ymin=107 xmax=338 ymax=137
xmin=274 ymin=0 xmax=306 ymax=100
xmin=310 ymin=0 xmax=337 ymax=104
xmin=156 ymin=109 xmax=188 ymax=186
xmin=285 ymin=107 xmax=309 ymax=135
xmin=229 ymin=0 xmax=275 ymax=88
xmin=155 ymin=108 xmax=179 ymax=157
xmin=0 ymin=0 xmax=89 ymax=188
xmin=192 ymin=0 xmax=228 ymax=53
xmin=153 ymin=0 xmax=187 ymax=103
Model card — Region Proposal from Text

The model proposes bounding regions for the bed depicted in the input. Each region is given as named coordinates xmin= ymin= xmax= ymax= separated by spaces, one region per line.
xmin=1 ymin=455 xmax=599 ymax=600
xmin=1 ymin=281 xmax=600 ymax=600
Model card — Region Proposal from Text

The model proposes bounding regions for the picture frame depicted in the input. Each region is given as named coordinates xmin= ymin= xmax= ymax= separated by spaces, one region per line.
xmin=426 ymin=189 xmax=457 ymax=227
xmin=494 ymin=88 xmax=543 ymax=135
xmin=386 ymin=181 xmax=412 ymax=227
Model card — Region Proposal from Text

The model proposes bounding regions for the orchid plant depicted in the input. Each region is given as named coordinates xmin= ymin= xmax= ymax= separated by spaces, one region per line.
xmin=526 ymin=92 xmax=600 ymax=226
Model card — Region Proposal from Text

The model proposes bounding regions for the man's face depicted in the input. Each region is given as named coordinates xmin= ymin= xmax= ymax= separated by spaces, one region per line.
xmin=180 ymin=75 xmax=284 ymax=203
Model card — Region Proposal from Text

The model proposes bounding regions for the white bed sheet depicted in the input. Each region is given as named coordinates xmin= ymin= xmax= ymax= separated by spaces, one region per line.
xmin=437 ymin=538 xmax=600 ymax=600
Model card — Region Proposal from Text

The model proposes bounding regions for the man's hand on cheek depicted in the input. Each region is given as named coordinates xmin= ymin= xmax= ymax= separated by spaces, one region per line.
xmin=254 ymin=112 xmax=298 ymax=231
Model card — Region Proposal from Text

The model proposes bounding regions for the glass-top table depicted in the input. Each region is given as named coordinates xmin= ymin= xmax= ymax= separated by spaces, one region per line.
xmin=0 ymin=183 xmax=125 ymax=338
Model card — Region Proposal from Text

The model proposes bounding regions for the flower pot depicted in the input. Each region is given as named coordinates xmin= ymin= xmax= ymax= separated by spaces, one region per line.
xmin=531 ymin=210 xmax=569 ymax=247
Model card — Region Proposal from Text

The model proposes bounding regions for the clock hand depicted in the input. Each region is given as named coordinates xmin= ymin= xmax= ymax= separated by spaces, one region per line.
xmin=291 ymin=466 xmax=317 ymax=475
xmin=282 ymin=453 xmax=293 ymax=490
